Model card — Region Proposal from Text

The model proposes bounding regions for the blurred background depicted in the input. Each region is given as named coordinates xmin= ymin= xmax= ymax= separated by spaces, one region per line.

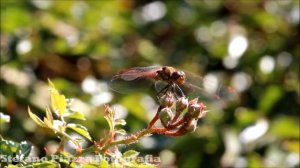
xmin=0 ymin=0 xmax=299 ymax=167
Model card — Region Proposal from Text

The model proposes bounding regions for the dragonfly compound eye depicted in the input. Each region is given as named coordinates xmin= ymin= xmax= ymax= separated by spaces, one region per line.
xmin=172 ymin=71 xmax=185 ymax=85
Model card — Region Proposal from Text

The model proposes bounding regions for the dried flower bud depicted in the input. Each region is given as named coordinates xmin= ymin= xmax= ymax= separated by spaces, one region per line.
xmin=159 ymin=92 xmax=175 ymax=107
xmin=188 ymin=102 xmax=206 ymax=119
xmin=159 ymin=107 xmax=173 ymax=126
xmin=185 ymin=119 xmax=197 ymax=132
xmin=198 ymin=103 xmax=207 ymax=118
xmin=188 ymin=98 xmax=198 ymax=105
xmin=176 ymin=97 xmax=188 ymax=112
xmin=188 ymin=104 xmax=200 ymax=118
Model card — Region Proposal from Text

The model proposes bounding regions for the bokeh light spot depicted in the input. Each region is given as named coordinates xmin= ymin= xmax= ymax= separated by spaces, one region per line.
xmin=203 ymin=74 xmax=219 ymax=94
xmin=259 ymin=55 xmax=275 ymax=74
xmin=17 ymin=39 xmax=32 ymax=55
xmin=239 ymin=119 xmax=269 ymax=144
xmin=232 ymin=72 xmax=252 ymax=92
xmin=277 ymin=52 xmax=292 ymax=68
xmin=141 ymin=1 xmax=166 ymax=22
xmin=228 ymin=35 xmax=248 ymax=59
xmin=223 ymin=56 xmax=239 ymax=69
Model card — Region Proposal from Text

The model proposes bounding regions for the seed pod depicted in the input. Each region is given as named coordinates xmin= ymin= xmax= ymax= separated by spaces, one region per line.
xmin=176 ymin=97 xmax=188 ymax=112
xmin=159 ymin=107 xmax=173 ymax=126
xmin=188 ymin=103 xmax=201 ymax=119
xmin=188 ymin=102 xmax=206 ymax=119
xmin=159 ymin=92 xmax=175 ymax=107
xmin=185 ymin=119 xmax=197 ymax=132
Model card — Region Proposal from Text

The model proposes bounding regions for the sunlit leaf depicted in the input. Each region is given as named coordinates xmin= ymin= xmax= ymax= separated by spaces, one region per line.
xmin=63 ymin=110 xmax=86 ymax=120
xmin=0 ymin=112 xmax=10 ymax=124
xmin=115 ymin=119 xmax=126 ymax=126
xmin=49 ymin=80 xmax=67 ymax=116
xmin=28 ymin=107 xmax=44 ymax=127
xmin=67 ymin=123 xmax=92 ymax=141
xmin=99 ymin=159 xmax=109 ymax=168
xmin=115 ymin=129 xmax=126 ymax=135
xmin=123 ymin=150 xmax=140 ymax=159
xmin=45 ymin=107 xmax=54 ymax=123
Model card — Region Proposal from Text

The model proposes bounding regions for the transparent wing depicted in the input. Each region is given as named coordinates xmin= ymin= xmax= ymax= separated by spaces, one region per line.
xmin=109 ymin=76 xmax=156 ymax=94
xmin=114 ymin=66 xmax=161 ymax=81
xmin=109 ymin=66 xmax=161 ymax=94
xmin=182 ymin=71 xmax=239 ymax=108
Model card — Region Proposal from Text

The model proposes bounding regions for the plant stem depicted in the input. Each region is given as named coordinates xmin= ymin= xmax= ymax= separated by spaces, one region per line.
xmin=80 ymin=127 xmax=168 ymax=155
xmin=101 ymin=128 xmax=154 ymax=152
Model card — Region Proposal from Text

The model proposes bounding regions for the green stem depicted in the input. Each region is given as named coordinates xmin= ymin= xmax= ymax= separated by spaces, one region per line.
xmin=81 ymin=127 xmax=165 ymax=155
xmin=101 ymin=127 xmax=167 ymax=152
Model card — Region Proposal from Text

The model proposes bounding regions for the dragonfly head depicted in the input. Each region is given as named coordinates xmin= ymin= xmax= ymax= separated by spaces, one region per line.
xmin=172 ymin=71 xmax=186 ymax=85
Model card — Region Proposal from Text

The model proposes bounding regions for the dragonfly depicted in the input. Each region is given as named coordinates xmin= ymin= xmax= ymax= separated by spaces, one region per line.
xmin=109 ymin=66 xmax=238 ymax=108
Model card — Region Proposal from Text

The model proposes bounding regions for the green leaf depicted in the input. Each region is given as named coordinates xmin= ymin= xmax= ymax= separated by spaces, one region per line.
xmin=115 ymin=119 xmax=126 ymax=126
xmin=45 ymin=107 xmax=53 ymax=123
xmin=0 ymin=112 xmax=10 ymax=124
xmin=82 ymin=164 xmax=99 ymax=168
xmin=270 ymin=117 xmax=299 ymax=138
xmin=0 ymin=139 xmax=32 ymax=163
xmin=115 ymin=129 xmax=126 ymax=135
xmin=28 ymin=107 xmax=44 ymax=127
xmin=44 ymin=117 xmax=53 ymax=128
xmin=104 ymin=116 xmax=114 ymax=132
xmin=67 ymin=123 xmax=92 ymax=141
xmin=99 ymin=159 xmax=109 ymax=168
xmin=49 ymin=80 xmax=67 ymax=116
xmin=123 ymin=150 xmax=140 ymax=159
xmin=32 ymin=161 xmax=59 ymax=167
xmin=258 ymin=85 xmax=282 ymax=113
xmin=15 ymin=141 xmax=32 ymax=160
xmin=0 ymin=139 xmax=19 ymax=156
xmin=63 ymin=110 xmax=86 ymax=120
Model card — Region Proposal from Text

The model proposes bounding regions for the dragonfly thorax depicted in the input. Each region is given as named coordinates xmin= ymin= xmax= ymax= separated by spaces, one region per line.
xmin=155 ymin=66 xmax=186 ymax=85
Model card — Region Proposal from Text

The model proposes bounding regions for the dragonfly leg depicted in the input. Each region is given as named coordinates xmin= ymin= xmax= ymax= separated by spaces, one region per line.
xmin=157 ymin=84 xmax=171 ymax=98
xmin=171 ymin=84 xmax=179 ymax=100
xmin=148 ymin=106 xmax=163 ymax=128
xmin=174 ymin=84 xmax=185 ymax=98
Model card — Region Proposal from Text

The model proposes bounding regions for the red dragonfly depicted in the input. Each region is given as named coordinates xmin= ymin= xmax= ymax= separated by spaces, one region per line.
xmin=110 ymin=66 xmax=238 ymax=108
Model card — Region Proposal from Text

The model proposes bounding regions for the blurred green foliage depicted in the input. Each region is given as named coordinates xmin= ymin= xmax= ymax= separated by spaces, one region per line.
xmin=0 ymin=0 xmax=299 ymax=167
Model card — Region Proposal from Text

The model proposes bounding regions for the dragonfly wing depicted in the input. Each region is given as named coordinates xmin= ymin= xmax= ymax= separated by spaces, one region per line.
xmin=182 ymin=71 xmax=239 ymax=108
xmin=154 ymin=80 xmax=169 ymax=92
xmin=116 ymin=66 xmax=161 ymax=81
xmin=109 ymin=66 xmax=161 ymax=94
xmin=109 ymin=76 xmax=156 ymax=94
